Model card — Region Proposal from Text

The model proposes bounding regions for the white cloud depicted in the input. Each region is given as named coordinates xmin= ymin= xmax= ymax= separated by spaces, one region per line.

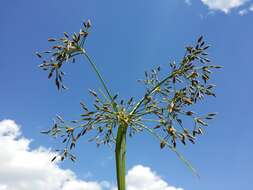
xmin=250 ymin=4 xmax=253 ymax=10
xmin=125 ymin=165 xmax=183 ymax=190
xmin=201 ymin=0 xmax=248 ymax=13
xmin=61 ymin=180 xmax=102 ymax=190
xmin=185 ymin=0 xmax=192 ymax=6
xmin=0 ymin=119 xmax=104 ymax=190
xmin=238 ymin=8 xmax=249 ymax=15
xmin=0 ymin=120 xmax=183 ymax=190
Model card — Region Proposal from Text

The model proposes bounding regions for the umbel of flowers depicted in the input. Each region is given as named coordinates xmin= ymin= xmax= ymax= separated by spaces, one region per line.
xmin=37 ymin=20 xmax=221 ymax=190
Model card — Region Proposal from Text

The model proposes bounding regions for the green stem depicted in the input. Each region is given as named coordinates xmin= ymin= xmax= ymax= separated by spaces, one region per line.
xmin=121 ymin=127 xmax=127 ymax=190
xmin=115 ymin=127 xmax=123 ymax=189
xmin=82 ymin=51 xmax=118 ymax=112
xmin=115 ymin=124 xmax=127 ymax=190
xmin=81 ymin=50 xmax=128 ymax=186
xmin=82 ymin=52 xmax=113 ymax=101
xmin=130 ymin=74 xmax=173 ymax=116
xmin=138 ymin=123 xmax=198 ymax=177
xmin=130 ymin=68 xmax=183 ymax=116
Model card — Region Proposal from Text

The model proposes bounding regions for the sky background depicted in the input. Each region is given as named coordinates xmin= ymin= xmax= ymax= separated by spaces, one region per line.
xmin=0 ymin=0 xmax=253 ymax=190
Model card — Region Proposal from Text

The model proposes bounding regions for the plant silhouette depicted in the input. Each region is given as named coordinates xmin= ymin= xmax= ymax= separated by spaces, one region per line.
xmin=37 ymin=20 xmax=221 ymax=190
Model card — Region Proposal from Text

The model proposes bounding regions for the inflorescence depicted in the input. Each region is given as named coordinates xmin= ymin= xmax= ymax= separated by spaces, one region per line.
xmin=38 ymin=21 xmax=221 ymax=163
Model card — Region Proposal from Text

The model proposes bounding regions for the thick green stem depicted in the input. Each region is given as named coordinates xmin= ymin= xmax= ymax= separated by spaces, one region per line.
xmin=115 ymin=127 xmax=123 ymax=189
xmin=115 ymin=124 xmax=127 ymax=190
xmin=121 ymin=129 xmax=126 ymax=190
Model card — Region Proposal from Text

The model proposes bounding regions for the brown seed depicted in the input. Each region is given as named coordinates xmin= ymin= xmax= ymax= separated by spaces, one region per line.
xmin=80 ymin=31 xmax=88 ymax=37
xmin=186 ymin=111 xmax=194 ymax=116
xmin=89 ymin=89 xmax=98 ymax=97
xmin=188 ymin=72 xmax=198 ymax=78
xmin=48 ymin=38 xmax=56 ymax=42
xmin=182 ymin=97 xmax=193 ymax=105
xmin=66 ymin=127 xmax=74 ymax=133
xmin=196 ymin=118 xmax=208 ymax=126
xmin=154 ymin=125 xmax=161 ymax=129
xmin=86 ymin=20 xmax=92 ymax=28
xmin=160 ymin=140 xmax=166 ymax=149
xmin=169 ymin=102 xmax=174 ymax=113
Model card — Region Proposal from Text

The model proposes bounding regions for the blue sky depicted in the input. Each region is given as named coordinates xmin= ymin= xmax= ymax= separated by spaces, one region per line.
xmin=0 ymin=0 xmax=253 ymax=190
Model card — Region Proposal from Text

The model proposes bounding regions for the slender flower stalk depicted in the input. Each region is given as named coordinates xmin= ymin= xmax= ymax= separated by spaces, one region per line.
xmin=37 ymin=20 xmax=221 ymax=190
xmin=82 ymin=51 xmax=115 ymax=105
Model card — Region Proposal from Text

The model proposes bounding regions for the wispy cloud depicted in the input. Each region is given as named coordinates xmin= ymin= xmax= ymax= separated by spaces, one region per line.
xmin=0 ymin=120 xmax=183 ymax=190
xmin=238 ymin=9 xmax=249 ymax=15
xmin=201 ymin=0 xmax=248 ymax=13
xmin=185 ymin=0 xmax=192 ymax=6
xmin=237 ymin=3 xmax=253 ymax=15
xmin=250 ymin=4 xmax=253 ymax=10
xmin=185 ymin=0 xmax=253 ymax=14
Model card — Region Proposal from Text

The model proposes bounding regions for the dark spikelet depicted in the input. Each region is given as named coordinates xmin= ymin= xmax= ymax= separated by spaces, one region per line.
xmin=37 ymin=20 xmax=92 ymax=90
xmin=36 ymin=52 xmax=42 ymax=58
xmin=89 ymin=89 xmax=98 ymax=97
xmin=197 ymin=36 xmax=203 ymax=43
xmin=48 ymin=38 xmax=56 ymax=42
xmin=86 ymin=20 xmax=92 ymax=28
xmin=51 ymin=156 xmax=57 ymax=162
xmin=160 ymin=140 xmax=166 ymax=149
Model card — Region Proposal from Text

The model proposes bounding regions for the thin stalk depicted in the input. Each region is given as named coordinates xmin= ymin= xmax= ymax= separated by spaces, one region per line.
xmin=130 ymin=74 xmax=173 ymax=115
xmin=138 ymin=123 xmax=198 ymax=177
xmin=130 ymin=67 xmax=183 ymax=116
xmin=141 ymin=118 xmax=160 ymax=122
xmin=82 ymin=51 xmax=117 ymax=111
xmin=82 ymin=52 xmax=113 ymax=101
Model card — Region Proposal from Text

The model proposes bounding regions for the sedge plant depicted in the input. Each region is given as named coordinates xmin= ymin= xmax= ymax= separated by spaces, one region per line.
xmin=37 ymin=20 xmax=221 ymax=190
